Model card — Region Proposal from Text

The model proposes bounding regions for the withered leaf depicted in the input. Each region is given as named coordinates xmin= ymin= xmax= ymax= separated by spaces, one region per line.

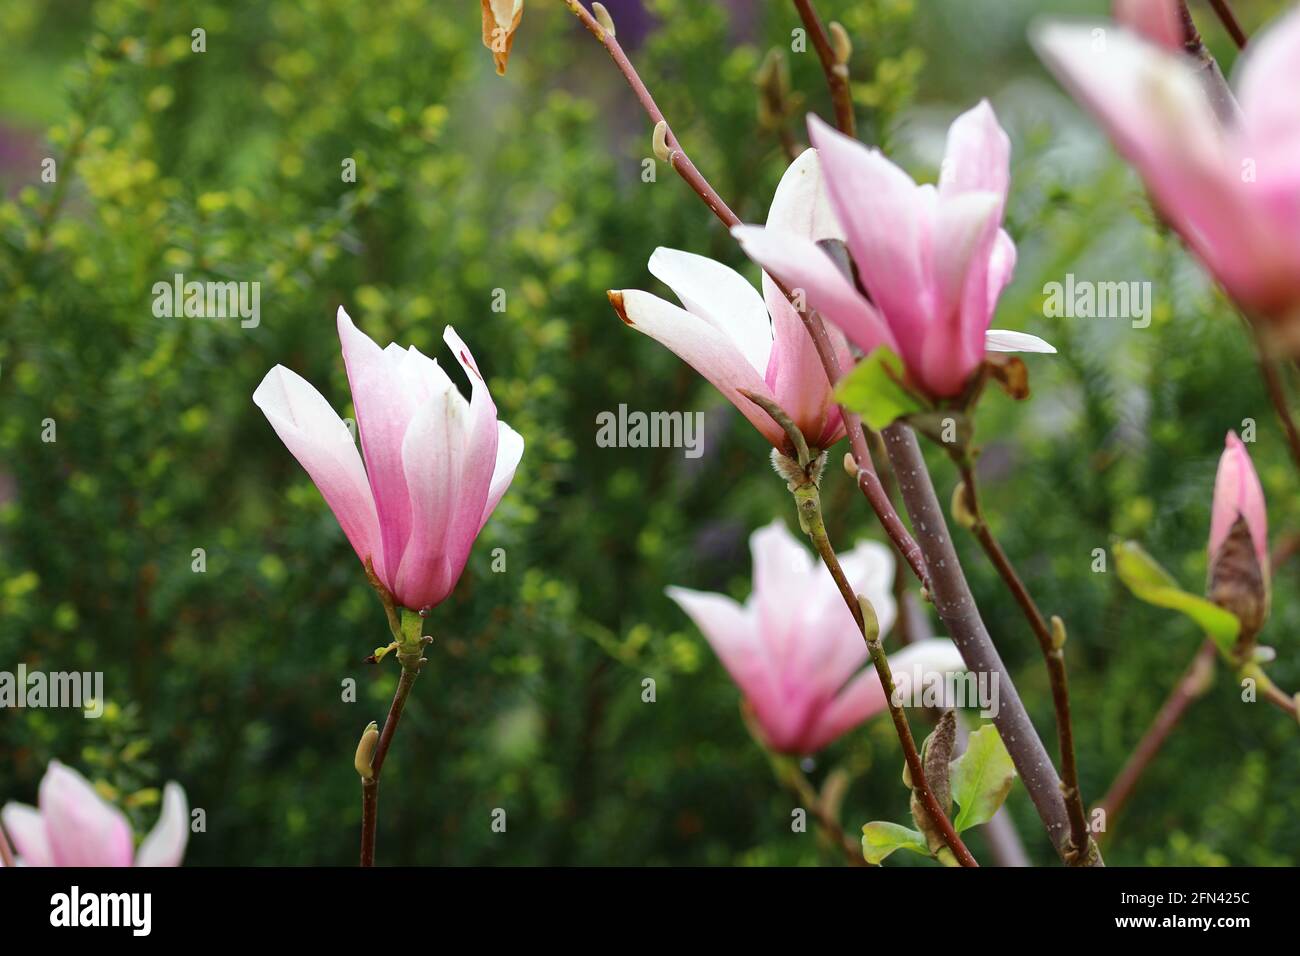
xmin=481 ymin=0 xmax=524 ymax=76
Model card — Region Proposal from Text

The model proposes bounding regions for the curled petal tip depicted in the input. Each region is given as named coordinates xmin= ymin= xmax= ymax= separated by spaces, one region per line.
xmin=606 ymin=290 xmax=631 ymax=325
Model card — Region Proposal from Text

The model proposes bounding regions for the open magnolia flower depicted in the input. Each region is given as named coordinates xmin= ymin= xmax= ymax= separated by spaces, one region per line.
xmin=254 ymin=308 xmax=524 ymax=612
xmin=2 ymin=761 xmax=187 ymax=867
xmin=732 ymin=103 xmax=1055 ymax=401
xmin=610 ymin=149 xmax=851 ymax=452
xmin=1208 ymin=431 xmax=1270 ymax=636
xmin=668 ymin=520 xmax=965 ymax=755
xmin=1034 ymin=8 xmax=1300 ymax=339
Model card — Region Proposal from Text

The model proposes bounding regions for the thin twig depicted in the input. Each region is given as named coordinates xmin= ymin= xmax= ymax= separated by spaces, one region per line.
xmin=791 ymin=0 xmax=855 ymax=137
xmin=1207 ymin=0 xmax=1248 ymax=49
xmin=1255 ymin=344 xmax=1300 ymax=473
xmin=1250 ymin=667 xmax=1300 ymax=719
xmin=955 ymin=463 xmax=1096 ymax=865
xmin=1094 ymin=640 xmax=1216 ymax=834
xmin=792 ymin=474 xmax=977 ymax=867
xmin=360 ymin=647 xmax=426 ymax=866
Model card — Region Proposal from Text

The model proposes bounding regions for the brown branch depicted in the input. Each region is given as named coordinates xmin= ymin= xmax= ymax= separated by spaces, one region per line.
xmin=1095 ymin=640 xmax=1216 ymax=833
xmin=359 ymin=644 xmax=427 ymax=866
xmin=883 ymin=424 xmax=1104 ymax=866
xmin=794 ymin=479 xmax=976 ymax=867
xmin=1177 ymin=1 xmax=1241 ymax=122
xmin=900 ymin=593 xmax=1031 ymax=866
xmin=955 ymin=464 xmax=1096 ymax=865
xmin=791 ymin=0 xmax=855 ymax=137
xmin=1207 ymin=0 xmax=1248 ymax=49
xmin=1255 ymin=344 xmax=1300 ymax=473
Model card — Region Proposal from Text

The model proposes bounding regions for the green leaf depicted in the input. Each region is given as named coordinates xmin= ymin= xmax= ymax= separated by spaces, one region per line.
xmin=861 ymin=821 xmax=931 ymax=864
xmin=950 ymin=724 xmax=1017 ymax=832
xmin=834 ymin=347 xmax=924 ymax=431
xmin=1113 ymin=541 xmax=1240 ymax=653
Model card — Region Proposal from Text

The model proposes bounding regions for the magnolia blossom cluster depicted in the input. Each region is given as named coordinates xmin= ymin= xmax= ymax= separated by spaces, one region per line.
xmin=614 ymin=99 xmax=1055 ymax=461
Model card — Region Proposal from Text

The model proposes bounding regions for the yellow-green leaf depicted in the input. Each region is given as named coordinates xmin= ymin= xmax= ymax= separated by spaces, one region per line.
xmin=950 ymin=724 xmax=1016 ymax=832
xmin=862 ymin=821 xmax=930 ymax=864
xmin=834 ymin=347 xmax=924 ymax=431
xmin=1113 ymin=540 xmax=1239 ymax=653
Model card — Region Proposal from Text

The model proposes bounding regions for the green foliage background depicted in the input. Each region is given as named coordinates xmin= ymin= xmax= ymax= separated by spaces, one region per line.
xmin=1 ymin=0 xmax=1296 ymax=866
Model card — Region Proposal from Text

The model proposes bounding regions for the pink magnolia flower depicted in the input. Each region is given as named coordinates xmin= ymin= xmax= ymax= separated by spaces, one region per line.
xmin=1 ymin=761 xmax=188 ymax=867
xmin=1114 ymin=0 xmax=1183 ymax=51
xmin=609 ymin=148 xmax=852 ymax=451
xmin=254 ymin=308 xmax=524 ymax=611
xmin=732 ymin=103 xmax=1055 ymax=400
xmin=1208 ymin=431 xmax=1270 ymax=633
xmin=1033 ymin=9 xmax=1300 ymax=332
xmin=667 ymin=520 xmax=966 ymax=755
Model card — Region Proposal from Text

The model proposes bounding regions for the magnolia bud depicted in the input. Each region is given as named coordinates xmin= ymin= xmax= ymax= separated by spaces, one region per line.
xmin=592 ymin=2 xmax=616 ymax=37
xmin=1208 ymin=432 xmax=1270 ymax=646
xmin=828 ymin=21 xmax=852 ymax=65
xmin=909 ymin=711 xmax=956 ymax=856
xmin=652 ymin=121 xmax=672 ymax=163
xmin=1208 ymin=516 xmax=1269 ymax=643
xmin=950 ymin=479 xmax=977 ymax=530
xmin=355 ymin=721 xmax=379 ymax=780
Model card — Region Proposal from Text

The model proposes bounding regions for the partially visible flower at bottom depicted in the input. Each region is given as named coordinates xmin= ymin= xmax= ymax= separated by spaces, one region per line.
xmin=667 ymin=520 xmax=966 ymax=755
xmin=1 ymin=761 xmax=188 ymax=867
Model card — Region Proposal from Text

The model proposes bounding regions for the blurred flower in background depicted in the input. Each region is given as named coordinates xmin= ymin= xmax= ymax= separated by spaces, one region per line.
xmin=668 ymin=520 xmax=965 ymax=755
xmin=2 ymin=761 xmax=188 ymax=867
xmin=1034 ymin=8 xmax=1300 ymax=341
